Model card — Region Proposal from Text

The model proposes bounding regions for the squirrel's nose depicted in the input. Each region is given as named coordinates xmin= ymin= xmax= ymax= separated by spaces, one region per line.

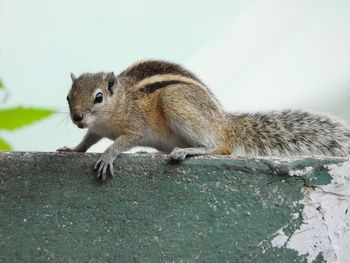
xmin=72 ymin=112 xmax=83 ymax=122
xmin=72 ymin=109 xmax=83 ymax=122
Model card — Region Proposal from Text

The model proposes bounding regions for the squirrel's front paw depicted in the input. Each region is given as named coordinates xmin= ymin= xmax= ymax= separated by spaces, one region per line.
xmin=57 ymin=146 xmax=75 ymax=152
xmin=94 ymin=151 xmax=116 ymax=181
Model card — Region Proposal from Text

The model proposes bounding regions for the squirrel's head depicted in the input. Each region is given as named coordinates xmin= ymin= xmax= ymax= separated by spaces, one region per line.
xmin=66 ymin=72 xmax=117 ymax=129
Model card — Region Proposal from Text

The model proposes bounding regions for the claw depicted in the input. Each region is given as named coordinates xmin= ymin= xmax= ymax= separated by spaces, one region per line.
xmin=94 ymin=159 xmax=101 ymax=170
xmin=97 ymin=163 xmax=104 ymax=179
xmin=102 ymin=165 xmax=108 ymax=180
xmin=109 ymin=164 xmax=114 ymax=177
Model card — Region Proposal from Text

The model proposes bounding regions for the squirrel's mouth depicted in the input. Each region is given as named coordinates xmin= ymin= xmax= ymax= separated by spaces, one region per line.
xmin=74 ymin=121 xmax=87 ymax=129
xmin=77 ymin=122 xmax=85 ymax=129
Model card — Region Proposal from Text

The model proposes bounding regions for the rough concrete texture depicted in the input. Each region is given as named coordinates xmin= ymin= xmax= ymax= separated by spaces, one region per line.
xmin=0 ymin=152 xmax=349 ymax=262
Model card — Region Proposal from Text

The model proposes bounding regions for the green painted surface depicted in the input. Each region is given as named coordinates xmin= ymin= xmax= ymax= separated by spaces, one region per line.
xmin=0 ymin=152 xmax=342 ymax=262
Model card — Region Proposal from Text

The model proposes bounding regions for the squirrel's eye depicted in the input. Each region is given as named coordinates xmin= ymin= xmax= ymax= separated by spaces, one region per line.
xmin=66 ymin=95 xmax=70 ymax=103
xmin=94 ymin=92 xmax=103 ymax=104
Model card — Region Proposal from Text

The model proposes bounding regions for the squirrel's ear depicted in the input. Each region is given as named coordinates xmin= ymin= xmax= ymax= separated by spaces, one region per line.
xmin=106 ymin=72 xmax=117 ymax=94
xmin=70 ymin=73 xmax=77 ymax=82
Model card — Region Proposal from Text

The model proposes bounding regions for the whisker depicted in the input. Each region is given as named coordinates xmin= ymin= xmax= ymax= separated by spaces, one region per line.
xmin=49 ymin=113 xmax=69 ymax=118
xmin=50 ymin=107 xmax=71 ymax=114
xmin=53 ymin=114 xmax=71 ymax=129
xmin=63 ymin=117 xmax=71 ymax=127
xmin=52 ymin=106 xmax=69 ymax=110
xmin=54 ymin=111 xmax=70 ymax=114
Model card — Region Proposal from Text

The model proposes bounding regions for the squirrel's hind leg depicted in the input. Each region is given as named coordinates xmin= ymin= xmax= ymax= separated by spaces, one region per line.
xmin=168 ymin=146 xmax=214 ymax=162
xmin=166 ymin=120 xmax=217 ymax=162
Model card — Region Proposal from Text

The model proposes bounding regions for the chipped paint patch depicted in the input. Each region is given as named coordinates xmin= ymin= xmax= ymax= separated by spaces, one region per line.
xmin=271 ymin=161 xmax=350 ymax=262
xmin=289 ymin=166 xmax=313 ymax=177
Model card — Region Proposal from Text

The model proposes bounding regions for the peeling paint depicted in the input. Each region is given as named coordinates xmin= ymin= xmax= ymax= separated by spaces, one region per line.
xmin=271 ymin=161 xmax=350 ymax=262
xmin=289 ymin=166 xmax=313 ymax=177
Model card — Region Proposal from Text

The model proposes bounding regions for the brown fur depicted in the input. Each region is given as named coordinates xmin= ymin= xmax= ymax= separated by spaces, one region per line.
xmin=138 ymin=90 xmax=167 ymax=136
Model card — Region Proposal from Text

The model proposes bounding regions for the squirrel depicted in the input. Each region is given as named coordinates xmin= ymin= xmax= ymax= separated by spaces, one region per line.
xmin=57 ymin=60 xmax=350 ymax=180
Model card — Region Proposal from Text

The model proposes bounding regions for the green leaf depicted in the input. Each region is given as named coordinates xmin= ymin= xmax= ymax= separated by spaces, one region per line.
xmin=0 ymin=80 xmax=3 ymax=90
xmin=0 ymin=137 xmax=11 ymax=150
xmin=0 ymin=107 xmax=55 ymax=131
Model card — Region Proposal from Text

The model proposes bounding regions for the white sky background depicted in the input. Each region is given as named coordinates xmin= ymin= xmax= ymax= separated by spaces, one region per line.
xmin=1 ymin=0 xmax=350 ymax=152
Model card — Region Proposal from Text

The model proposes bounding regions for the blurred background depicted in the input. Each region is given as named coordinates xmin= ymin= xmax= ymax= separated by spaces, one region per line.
xmin=1 ymin=0 xmax=350 ymax=152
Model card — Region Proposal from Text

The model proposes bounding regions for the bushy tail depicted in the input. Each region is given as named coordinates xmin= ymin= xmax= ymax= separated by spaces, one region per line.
xmin=226 ymin=110 xmax=350 ymax=157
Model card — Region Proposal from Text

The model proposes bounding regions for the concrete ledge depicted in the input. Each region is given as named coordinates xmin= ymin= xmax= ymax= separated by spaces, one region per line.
xmin=0 ymin=152 xmax=349 ymax=262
